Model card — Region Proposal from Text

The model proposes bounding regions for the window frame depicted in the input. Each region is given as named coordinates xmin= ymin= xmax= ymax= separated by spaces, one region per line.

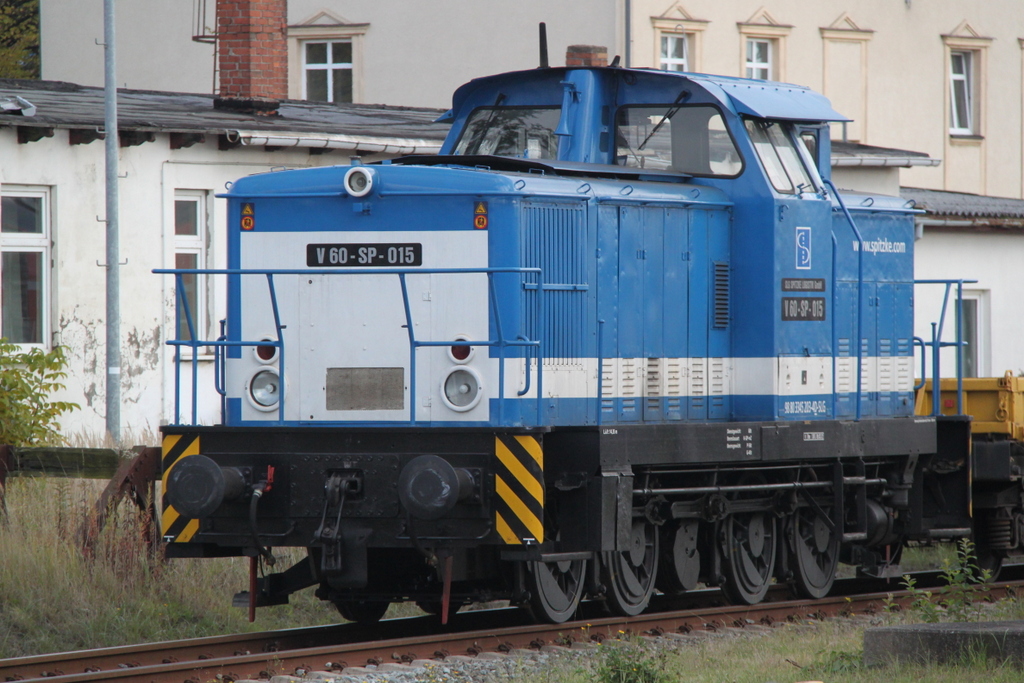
xmin=737 ymin=18 xmax=791 ymax=82
xmin=173 ymin=190 xmax=210 ymax=352
xmin=745 ymin=38 xmax=772 ymax=80
xmin=957 ymin=290 xmax=988 ymax=378
xmin=942 ymin=28 xmax=990 ymax=139
xmin=452 ymin=106 xmax=562 ymax=160
xmin=301 ymin=39 xmax=354 ymax=104
xmin=948 ymin=50 xmax=974 ymax=135
xmin=651 ymin=15 xmax=707 ymax=73
xmin=287 ymin=17 xmax=368 ymax=103
xmin=1 ymin=185 xmax=51 ymax=348
xmin=744 ymin=119 xmax=817 ymax=195
xmin=613 ymin=103 xmax=745 ymax=178
xmin=660 ymin=33 xmax=689 ymax=72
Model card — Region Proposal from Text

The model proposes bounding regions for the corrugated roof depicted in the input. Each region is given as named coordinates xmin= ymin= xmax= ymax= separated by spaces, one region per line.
xmin=900 ymin=187 xmax=1024 ymax=220
xmin=0 ymin=78 xmax=448 ymax=144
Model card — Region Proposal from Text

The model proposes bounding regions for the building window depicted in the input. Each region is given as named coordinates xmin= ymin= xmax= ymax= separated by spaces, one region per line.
xmin=660 ymin=34 xmax=689 ymax=71
xmin=174 ymin=191 xmax=208 ymax=343
xmin=651 ymin=12 xmax=708 ymax=73
xmin=1 ymin=187 xmax=50 ymax=346
xmin=746 ymin=38 xmax=772 ymax=79
xmin=942 ymin=23 xmax=990 ymax=140
xmin=949 ymin=50 xmax=974 ymax=134
xmin=302 ymin=40 xmax=353 ymax=103
xmin=287 ymin=12 xmax=368 ymax=103
xmin=737 ymin=10 xmax=791 ymax=82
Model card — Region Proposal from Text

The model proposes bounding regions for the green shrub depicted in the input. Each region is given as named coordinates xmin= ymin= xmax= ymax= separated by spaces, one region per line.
xmin=597 ymin=639 xmax=671 ymax=683
xmin=0 ymin=339 xmax=78 ymax=446
xmin=892 ymin=539 xmax=992 ymax=623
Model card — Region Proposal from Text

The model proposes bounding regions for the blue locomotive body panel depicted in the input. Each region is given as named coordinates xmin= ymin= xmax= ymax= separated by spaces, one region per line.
xmin=209 ymin=65 xmax=916 ymax=429
xmin=156 ymin=63 xmax=976 ymax=623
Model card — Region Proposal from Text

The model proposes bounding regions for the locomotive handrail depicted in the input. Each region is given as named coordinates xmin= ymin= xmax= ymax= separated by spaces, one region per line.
xmin=824 ymin=178 xmax=865 ymax=421
xmin=913 ymin=278 xmax=977 ymax=416
xmin=156 ymin=266 xmax=546 ymax=426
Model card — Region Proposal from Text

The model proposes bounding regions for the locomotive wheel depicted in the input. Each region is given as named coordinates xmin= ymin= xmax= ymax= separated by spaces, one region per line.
xmin=333 ymin=599 xmax=390 ymax=624
xmin=720 ymin=508 xmax=777 ymax=605
xmin=600 ymin=520 xmax=659 ymax=616
xmin=656 ymin=520 xmax=700 ymax=595
xmin=973 ymin=545 xmax=1004 ymax=581
xmin=524 ymin=558 xmax=588 ymax=623
xmin=789 ymin=505 xmax=840 ymax=599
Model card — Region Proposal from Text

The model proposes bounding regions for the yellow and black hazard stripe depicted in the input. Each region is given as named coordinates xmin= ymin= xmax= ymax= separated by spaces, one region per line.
xmin=494 ymin=435 xmax=544 ymax=544
xmin=160 ymin=433 xmax=201 ymax=543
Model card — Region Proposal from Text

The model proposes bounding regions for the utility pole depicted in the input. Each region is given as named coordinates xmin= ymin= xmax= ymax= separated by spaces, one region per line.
xmin=103 ymin=0 xmax=121 ymax=443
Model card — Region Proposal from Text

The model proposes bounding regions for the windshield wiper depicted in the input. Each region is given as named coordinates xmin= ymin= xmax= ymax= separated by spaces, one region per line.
xmin=637 ymin=89 xmax=689 ymax=152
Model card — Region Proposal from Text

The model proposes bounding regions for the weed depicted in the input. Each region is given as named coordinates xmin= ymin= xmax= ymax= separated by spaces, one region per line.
xmin=899 ymin=539 xmax=992 ymax=623
xmin=596 ymin=639 xmax=671 ymax=683
xmin=805 ymin=648 xmax=864 ymax=675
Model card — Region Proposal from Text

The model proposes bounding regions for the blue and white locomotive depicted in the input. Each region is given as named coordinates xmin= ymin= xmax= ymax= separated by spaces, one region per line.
xmin=159 ymin=61 xmax=975 ymax=623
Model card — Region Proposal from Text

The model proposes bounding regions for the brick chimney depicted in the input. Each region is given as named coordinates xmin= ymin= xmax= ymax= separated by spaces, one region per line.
xmin=566 ymin=45 xmax=608 ymax=67
xmin=214 ymin=0 xmax=288 ymax=114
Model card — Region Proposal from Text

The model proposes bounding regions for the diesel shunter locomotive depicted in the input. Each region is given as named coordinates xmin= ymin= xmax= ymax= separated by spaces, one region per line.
xmin=158 ymin=58 xmax=1021 ymax=624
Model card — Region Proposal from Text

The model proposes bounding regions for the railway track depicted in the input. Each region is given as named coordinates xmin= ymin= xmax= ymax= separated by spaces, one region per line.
xmin=4 ymin=566 xmax=1022 ymax=683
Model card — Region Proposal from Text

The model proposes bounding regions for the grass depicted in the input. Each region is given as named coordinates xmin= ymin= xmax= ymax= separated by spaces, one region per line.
xmin=500 ymin=609 xmax=1024 ymax=683
xmin=0 ymin=477 xmax=340 ymax=659
xmin=3 ymin=475 xmax=1024 ymax=683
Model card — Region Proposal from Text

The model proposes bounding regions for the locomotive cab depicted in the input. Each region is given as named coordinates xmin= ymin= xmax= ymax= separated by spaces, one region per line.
xmin=157 ymin=63 xmax=973 ymax=624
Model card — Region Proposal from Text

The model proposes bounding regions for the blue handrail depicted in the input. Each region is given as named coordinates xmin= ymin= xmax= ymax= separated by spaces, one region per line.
xmin=913 ymin=278 xmax=977 ymax=416
xmin=824 ymin=178 xmax=865 ymax=421
xmin=156 ymin=266 xmax=546 ymax=426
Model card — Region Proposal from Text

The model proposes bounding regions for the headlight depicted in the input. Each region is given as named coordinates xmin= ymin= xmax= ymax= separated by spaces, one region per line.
xmin=344 ymin=166 xmax=374 ymax=197
xmin=248 ymin=369 xmax=281 ymax=410
xmin=440 ymin=366 xmax=483 ymax=412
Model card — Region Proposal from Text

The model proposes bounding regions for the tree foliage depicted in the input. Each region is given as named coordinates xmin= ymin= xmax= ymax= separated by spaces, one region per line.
xmin=0 ymin=340 xmax=78 ymax=446
xmin=0 ymin=1 xmax=40 ymax=79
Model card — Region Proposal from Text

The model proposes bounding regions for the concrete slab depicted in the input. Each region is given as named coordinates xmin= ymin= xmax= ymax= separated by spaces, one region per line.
xmin=864 ymin=621 xmax=1024 ymax=667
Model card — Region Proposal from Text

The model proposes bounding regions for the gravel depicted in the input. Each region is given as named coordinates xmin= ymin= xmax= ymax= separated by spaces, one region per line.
xmin=236 ymin=623 xmax=797 ymax=683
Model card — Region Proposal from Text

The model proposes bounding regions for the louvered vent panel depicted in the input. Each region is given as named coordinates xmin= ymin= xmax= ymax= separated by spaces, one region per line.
xmin=646 ymin=358 xmax=662 ymax=412
xmin=601 ymin=358 xmax=616 ymax=412
xmin=621 ymin=358 xmax=638 ymax=397
xmin=713 ymin=262 xmax=730 ymax=329
xmin=710 ymin=357 xmax=726 ymax=395
xmin=521 ymin=203 xmax=588 ymax=365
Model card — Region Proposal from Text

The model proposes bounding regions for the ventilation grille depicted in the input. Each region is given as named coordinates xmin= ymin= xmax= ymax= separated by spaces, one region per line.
xmin=713 ymin=261 xmax=730 ymax=329
xmin=521 ymin=202 xmax=588 ymax=364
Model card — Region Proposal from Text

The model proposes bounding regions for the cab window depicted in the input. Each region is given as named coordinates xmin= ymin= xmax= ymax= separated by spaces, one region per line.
xmin=453 ymin=107 xmax=561 ymax=159
xmin=744 ymin=119 xmax=814 ymax=194
xmin=615 ymin=105 xmax=742 ymax=177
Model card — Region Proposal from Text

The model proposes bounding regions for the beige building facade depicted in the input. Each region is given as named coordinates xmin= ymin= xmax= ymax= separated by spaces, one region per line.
xmin=40 ymin=1 xmax=1024 ymax=199
xmin=631 ymin=1 xmax=1024 ymax=200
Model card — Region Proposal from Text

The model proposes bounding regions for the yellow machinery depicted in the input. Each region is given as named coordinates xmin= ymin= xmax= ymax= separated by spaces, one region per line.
xmin=916 ymin=370 xmax=1024 ymax=441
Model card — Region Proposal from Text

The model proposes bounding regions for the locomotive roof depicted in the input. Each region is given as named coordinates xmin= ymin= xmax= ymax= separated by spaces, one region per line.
xmin=445 ymin=66 xmax=850 ymax=124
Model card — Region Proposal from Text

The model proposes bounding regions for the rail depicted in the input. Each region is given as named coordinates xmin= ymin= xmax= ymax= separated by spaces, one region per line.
xmin=913 ymin=278 xmax=977 ymax=416
xmin=154 ymin=266 xmax=546 ymax=426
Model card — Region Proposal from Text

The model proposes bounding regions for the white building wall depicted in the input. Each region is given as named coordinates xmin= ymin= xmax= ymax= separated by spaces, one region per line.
xmin=0 ymin=129 xmax=342 ymax=438
xmin=913 ymin=230 xmax=1024 ymax=380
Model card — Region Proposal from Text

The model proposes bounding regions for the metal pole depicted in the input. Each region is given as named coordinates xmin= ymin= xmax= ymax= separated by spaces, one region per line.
xmin=624 ymin=0 xmax=632 ymax=67
xmin=103 ymin=0 xmax=121 ymax=443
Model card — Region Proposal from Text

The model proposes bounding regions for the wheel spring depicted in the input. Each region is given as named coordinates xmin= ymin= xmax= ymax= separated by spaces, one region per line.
xmin=985 ymin=516 xmax=1014 ymax=550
